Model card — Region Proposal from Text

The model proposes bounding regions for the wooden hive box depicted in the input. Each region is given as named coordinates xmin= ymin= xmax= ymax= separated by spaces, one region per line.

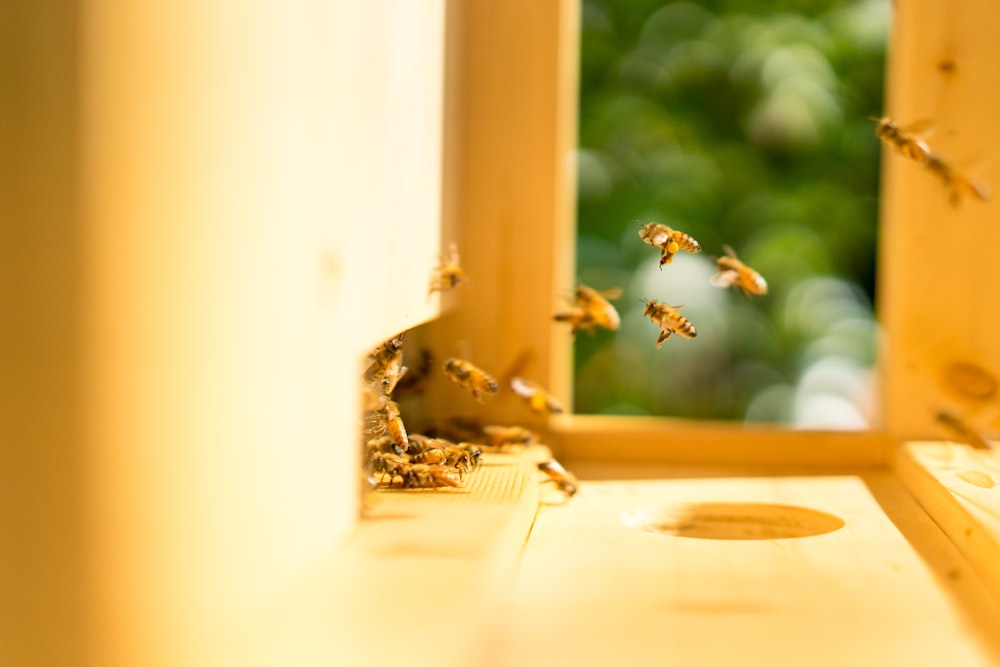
xmin=3 ymin=1 xmax=1000 ymax=665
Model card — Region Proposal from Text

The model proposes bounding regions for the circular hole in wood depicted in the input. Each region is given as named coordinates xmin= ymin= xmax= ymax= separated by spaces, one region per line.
xmin=943 ymin=362 xmax=998 ymax=401
xmin=620 ymin=502 xmax=845 ymax=540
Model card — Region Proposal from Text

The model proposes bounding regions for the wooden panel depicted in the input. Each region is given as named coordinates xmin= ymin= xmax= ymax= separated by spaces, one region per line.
xmin=424 ymin=0 xmax=579 ymax=428
xmin=879 ymin=1 xmax=1000 ymax=439
xmin=495 ymin=474 xmax=1000 ymax=666
xmin=78 ymin=2 xmax=447 ymax=665
xmin=548 ymin=415 xmax=890 ymax=467
xmin=0 ymin=3 xmax=83 ymax=666
xmin=895 ymin=442 xmax=1000 ymax=602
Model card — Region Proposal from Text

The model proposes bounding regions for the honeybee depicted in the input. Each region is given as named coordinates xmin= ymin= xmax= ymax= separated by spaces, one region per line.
xmin=510 ymin=376 xmax=565 ymax=415
xmin=482 ymin=424 xmax=539 ymax=449
xmin=638 ymin=222 xmax=702 ymax=269
xmin=538 ymin=458 xmax=579 ymax=498
xmin=364 ymin=333 xmax=407 ymax=394
xmin=442 ymin=357 xmax=499 ymax=402
xmin=871 ymin=116 xmax=933 ymax=163
xmin=429 ymin=242 xmax=470 ymax=294
xmin=924 ymin=154 xmax=989 ymax=206
xmin=402 ymin=463 xmax=464 ymax=489
xmin=642 ymin=300 xmax=697 ymax=348
xmin=554 ymin=284 xmax=622 ymax=334
xmin=934 ymin=409 xmax=994 ymax=451
xmin=710 ymin=245 xmax=767 ymax=297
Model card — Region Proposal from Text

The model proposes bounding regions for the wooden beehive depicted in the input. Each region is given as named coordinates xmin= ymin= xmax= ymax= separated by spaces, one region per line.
xmin=4 ymin=1 xmax=1000 ymax=666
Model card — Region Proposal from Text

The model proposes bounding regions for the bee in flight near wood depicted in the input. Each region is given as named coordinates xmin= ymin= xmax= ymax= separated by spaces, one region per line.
xmin=710 ymin=245 xmax=767 ymax=297
xmin=642 ymin=300 xmax=697 ymax=348
xmin=934 ymin=409 xmax=994 ymax=451
xmin=870 ymin=116 xmax=933 ymax=163
xmin=442 ymin=357 xmax=498 ymax=403
xmin=510 ymin=376 xmax=564 ymax=415
xmin=428 ymin=242 xmax=470 ymax=295
xmin=554 ymin=284 xmax=622 ymax=334
xmin=924 ymin=154 xmax=989 ymax=206
xmin=638 ymin=222 xmax=701 ymax=269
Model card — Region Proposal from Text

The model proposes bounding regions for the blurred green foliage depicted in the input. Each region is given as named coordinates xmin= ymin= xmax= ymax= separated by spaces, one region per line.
xmin=574 ymin=0 xmax=889 ymax=424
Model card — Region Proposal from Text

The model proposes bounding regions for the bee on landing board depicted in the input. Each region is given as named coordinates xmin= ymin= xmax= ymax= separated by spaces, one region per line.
xmin=870 ymin=116 xmax=933 ymax=163
xmin=710 ymin=245 xmax=768 ymax=297
xmin=642 ymin=300 xmax=697 ymax=348
xmin=934 ymin=409 xmax=994 ymax=451
xmin=924 ymin=154 xmax=989 ymax=206
xmin=538 ymin=458 xmax=579 ymax=498
xmin=442 ymin=357 xmax=498 ymax=403
xmin=638 ymin=222 xmax=702 ymax=269
xmin=429 ymin=242 xmax=470 ymax=295
xmin=510 ymin=376 xmax=565 ymax=415
xmin=554 ymin=284 xmax=622 ymax=334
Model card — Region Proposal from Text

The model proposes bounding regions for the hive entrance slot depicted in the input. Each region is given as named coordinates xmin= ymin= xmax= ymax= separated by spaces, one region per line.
xmin=620 ymin=502 xmax=845 ymax=540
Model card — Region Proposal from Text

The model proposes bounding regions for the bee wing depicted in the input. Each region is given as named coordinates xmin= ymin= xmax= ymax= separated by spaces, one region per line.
xmin=710 ymin=270 xmax=739 ymax=288
xmin=721 ymin=244 xmax=738 ymax=259
xmin=597 ymin=287 xmax=623 ymax=300
xmin=898 ymin=118 xmax=937 ymax=136
xmin=652 ymin=232 xmax=670 ymax=245
xmin=509 ymin=376 xmax=531 ymax=397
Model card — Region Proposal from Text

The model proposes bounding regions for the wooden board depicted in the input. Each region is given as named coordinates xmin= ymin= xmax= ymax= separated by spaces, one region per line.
xmin=494 ymin=474 xmax=1000 ymax=666
xmin=548 ymin=414 xmax=891 ymax=467
xmin=895 ymin=442 xmax=1000 ymax=603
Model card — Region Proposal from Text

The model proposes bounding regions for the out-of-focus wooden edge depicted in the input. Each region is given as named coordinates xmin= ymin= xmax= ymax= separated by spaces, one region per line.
xmin=545 ymin=414 xmax=891 ymax=468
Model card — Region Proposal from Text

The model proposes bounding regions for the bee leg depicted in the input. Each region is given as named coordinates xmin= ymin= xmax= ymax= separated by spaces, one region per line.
xmin=655 ymin=329 xmax=672 ymax=348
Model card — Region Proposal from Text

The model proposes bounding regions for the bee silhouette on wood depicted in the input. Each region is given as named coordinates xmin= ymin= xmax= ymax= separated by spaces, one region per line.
xmin=442 ymin=357 xmax=498 ymax=403
xmin=924 ymin=154 xmax=989 ymax=206
xmin=934 ymin=409 xmax=994 ymax=451
xmin=710 ymin=245 xmax=768 ymax=297
xmin=554 ymin=284 xmax=622 ymax=334
xmin=510 ymin=376 xmax=565 ymax=415
xmin=638 ymin=222 xmax=702 ymax=269
xmin=642 ymin=300 xmax=697 ymax=348
xmin=871 ymin=116 xmax=933 ymax=163
xmin=429 ymin=242 xmax=470 ymax=295
xmin=538 ymin=458 xmax=579 ymax=498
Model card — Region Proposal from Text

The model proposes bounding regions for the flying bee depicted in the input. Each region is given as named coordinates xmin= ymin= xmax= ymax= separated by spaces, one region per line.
xmin=642 ymin=300 xmax=697 ymax=348
xmin=924 ymin=154 xmax=989 ymax=206
xmin=510 ymin=376 xmax=565 ymax=415
xmin=870 ymin=116 xmax=933 ymax=163
xmin=934 ymin=409 xmax=994 ymax=451
xmin=482 ymin=424 xmax=539 ymax=449
xmin=638 ymin=222 xmax=702 ymax=269
xmin=442 ymin=357 xmax=499 ymax=403
xmin=710 ymin=245 xmax=768 ymax=297
xmin=538 ymin=458 xmax=579 ymax=498
xmin=554 ymin=284 xmax=622 ymax=334
xmin=364 ymin=332 xmax=407 ymax=394
xmin=429 ymin=242 xmax=470 ymax=295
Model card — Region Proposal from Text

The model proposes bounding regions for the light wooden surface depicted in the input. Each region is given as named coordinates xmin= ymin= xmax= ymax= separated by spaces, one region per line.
xmin=495 ymin=473 xmax=1000 ymax=667
xmin=879 ymin=1 xmax=1000 ymax=440
xmin=895 ymin=442 xmax=1000 ymax=604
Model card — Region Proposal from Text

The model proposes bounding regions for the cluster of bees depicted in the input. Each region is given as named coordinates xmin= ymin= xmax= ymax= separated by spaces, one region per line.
xmin=554 ymin=222 xmax=767 ymax=349
xmin=872 ymin=116 xmax=989 ymax=205
xmin=360 ymin=245 xmax=578 ymax=497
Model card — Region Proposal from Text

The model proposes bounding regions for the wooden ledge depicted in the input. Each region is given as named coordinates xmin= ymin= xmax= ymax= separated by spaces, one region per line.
xmin=894 ymin=442 xmax=1000 ymax=603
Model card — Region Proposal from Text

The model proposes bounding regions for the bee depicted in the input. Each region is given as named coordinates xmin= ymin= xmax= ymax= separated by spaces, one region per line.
xmin=638 ymin=222 xmax=702 ymax=269
xmin=364 ymin=333 xmax=407 ymax=394
xmin=642 ymin=300 xmax=696 ymax=348
xmin=510 ymin=376 xmax=565 ymax=415
xmin=870 ymin=116 xmax=933 ymax=163
xmin=934 ymin=409 xmax=993 ymax=451
xmin=482 ymin=424 xmax=539 ymax=449
xmin=429 ymin=242 xmax=470 ymax=295
xmin=924 ymin=154 xmax=989 ymax=206
xmin=402 ymin=463 xmax=464 ymax=489
xmin=554 ymin=284 xmax=622 ymax=334
xmin=710 ymin=245 xmax=767 ymax=297
xmin=442 ymin=357 xmax=499 ymax=403
xmin=538 ymin=458 xmax=579 ymax=498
